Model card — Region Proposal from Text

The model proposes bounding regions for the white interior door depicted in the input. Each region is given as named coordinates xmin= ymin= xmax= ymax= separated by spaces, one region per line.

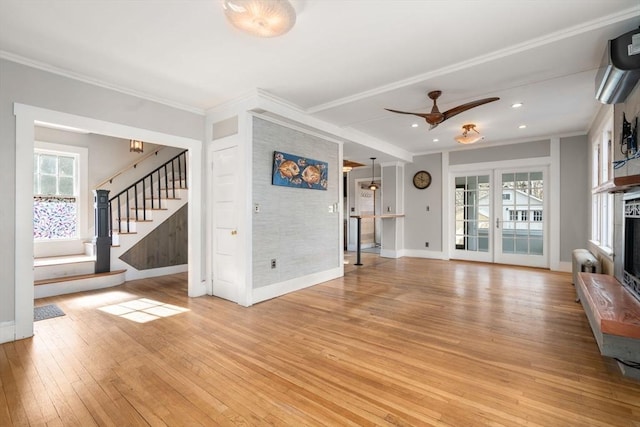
xmin=211 ymin=144 xmax=240 ymax=302
xmin=450 ymin=167 xmax=548 ymax=268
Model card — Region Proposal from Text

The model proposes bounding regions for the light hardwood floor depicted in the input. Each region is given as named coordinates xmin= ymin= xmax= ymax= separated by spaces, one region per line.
xmin=2 ymin=255 xmax=640 ymax=426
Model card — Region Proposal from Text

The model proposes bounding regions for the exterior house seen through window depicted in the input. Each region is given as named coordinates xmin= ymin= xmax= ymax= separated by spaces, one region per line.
xmin=33 ymin=150 xmax=79 ymax=239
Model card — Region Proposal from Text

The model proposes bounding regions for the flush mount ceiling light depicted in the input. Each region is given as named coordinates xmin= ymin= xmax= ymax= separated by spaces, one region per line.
xmin=130 ymin=139 xmax=144 ymax=153
xmin=454 ymin=124 xmax=484 ymax=145
xmin=222 ymin=0 xmax=296 ymax=38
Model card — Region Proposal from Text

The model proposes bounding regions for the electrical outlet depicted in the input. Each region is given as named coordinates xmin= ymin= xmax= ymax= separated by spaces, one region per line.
xmin=254 ymin=204 xmax=260 ymax=213
xmin=271 ymin=259 xmax=277 ymax=269
xmin=425 ymin=242 xmax=429 ymax=248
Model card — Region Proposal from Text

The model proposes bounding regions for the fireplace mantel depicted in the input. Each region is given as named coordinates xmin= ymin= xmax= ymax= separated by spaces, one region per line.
xmin=593 ymin=174 xmax=640 ymax=193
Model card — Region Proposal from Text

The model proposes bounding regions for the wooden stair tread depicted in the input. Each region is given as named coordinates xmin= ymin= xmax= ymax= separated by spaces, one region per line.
xmin=35 ymin=269 xmax=126 ymax=286
xmin=577 ymin=272 xmax=640 ymax=339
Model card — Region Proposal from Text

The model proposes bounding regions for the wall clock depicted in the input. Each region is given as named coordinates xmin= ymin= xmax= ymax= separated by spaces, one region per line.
xmin=413 ymin=170 xmax=431 ymax=189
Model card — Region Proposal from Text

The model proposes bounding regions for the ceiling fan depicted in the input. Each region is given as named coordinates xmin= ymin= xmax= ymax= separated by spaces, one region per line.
xmin=385 ymin=90 xmax=499 ymax=130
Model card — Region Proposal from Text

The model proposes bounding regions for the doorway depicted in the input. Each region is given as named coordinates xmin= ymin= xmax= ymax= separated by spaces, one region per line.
xmin=450 ymin=166 xmax=548 ymax=268
xmin=14 ymin=103 xmax=204 ymax=341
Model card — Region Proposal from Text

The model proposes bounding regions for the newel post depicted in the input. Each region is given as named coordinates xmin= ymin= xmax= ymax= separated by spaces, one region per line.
xmin=93 ymin=189 xmax=111 ymax=273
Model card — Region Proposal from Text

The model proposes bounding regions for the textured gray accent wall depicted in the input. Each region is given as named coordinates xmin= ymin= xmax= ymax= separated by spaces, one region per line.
xmin=252 ymin=118 xmax=340 ymax=289
xmin=450 ymin=140 xmax=550 ymax=165
xmin=559 ymin=135 xmax=589 ymax=262
xmin=405 ymin=153 xmax=443 ymax=251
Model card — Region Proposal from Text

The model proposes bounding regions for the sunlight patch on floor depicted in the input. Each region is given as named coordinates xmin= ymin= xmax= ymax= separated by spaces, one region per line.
xmin=98 ymin=298 xmax=189 ymax=323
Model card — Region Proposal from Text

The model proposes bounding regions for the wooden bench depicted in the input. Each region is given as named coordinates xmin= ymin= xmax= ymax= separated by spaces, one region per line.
xmin=576 ymin=273 xmax=640 ymax=366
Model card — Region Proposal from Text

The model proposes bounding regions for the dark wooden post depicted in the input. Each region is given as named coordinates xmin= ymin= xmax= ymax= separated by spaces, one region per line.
xmin=94 ymin=189 xmax=111 ymax=273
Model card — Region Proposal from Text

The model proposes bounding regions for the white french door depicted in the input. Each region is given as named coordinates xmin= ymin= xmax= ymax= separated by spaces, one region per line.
xmin=451 ymin=171 xmax=493 ymax=263
xmin=494 ymin=168 xmax=547 ymax=267
xmin=450 ymin=166 xmax=548 ymax=268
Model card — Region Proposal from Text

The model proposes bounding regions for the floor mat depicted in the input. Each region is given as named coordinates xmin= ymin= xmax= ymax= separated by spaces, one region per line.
xmin=34 ymin=304 xmax=65 ymax=321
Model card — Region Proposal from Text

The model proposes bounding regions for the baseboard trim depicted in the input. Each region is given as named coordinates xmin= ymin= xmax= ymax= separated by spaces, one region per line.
xmin=379 ymin=249 xmax=402 ymax=259
xmin=120 ymin=264 xmax=188 ymax=281
xmin=0 ymin=321 xmax=16 ymax=344
xmin=557 ymin=261 xmax=572 ymax=273
xmin=402 ymin=249 xmax=446 ymax=260
xmin=251 ymin=267 xmax=343 ymax=305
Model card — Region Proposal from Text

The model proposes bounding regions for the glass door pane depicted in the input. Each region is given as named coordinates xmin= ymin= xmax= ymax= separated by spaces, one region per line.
xmin=452 ymin=173 xmax=492 ymax=262
xmin=495 ymin=169 xmax=547 ymax=268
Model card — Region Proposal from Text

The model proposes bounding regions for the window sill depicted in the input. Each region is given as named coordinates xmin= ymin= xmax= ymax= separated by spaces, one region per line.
xmin=588 ymin=240 xmax=614 ymax=261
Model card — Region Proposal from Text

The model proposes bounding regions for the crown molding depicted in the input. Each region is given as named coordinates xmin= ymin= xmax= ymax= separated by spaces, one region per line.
xmin=0 ymin=50 xmax=205 ymax=116
xmin=307 ymin=7 xmax=640 ymax=114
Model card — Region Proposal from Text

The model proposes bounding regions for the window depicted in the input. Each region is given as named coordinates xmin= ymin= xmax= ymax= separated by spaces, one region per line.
xmin=502 ymin=193 xmax=510 ymax=200
xmin=532 ymin=210 xmax=543 ymax=222
xmin=519 ymin=210 xmax=528 ymax=221
xmin=509 ymin=210 xmax=517 ymax=221
xmin=591 ymin=116 xmax=614 ymax=251
xmin=33 ymin=149 xmax=79 ymax=240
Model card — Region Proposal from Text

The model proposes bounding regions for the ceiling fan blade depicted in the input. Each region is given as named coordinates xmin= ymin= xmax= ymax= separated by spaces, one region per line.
xmin=442 ymin=97 xmax=499 ymax=121
xmin=385 ymin=108 xmax=444 ymax=126
xmin=384 ymin=108 xmax=431 ymax=118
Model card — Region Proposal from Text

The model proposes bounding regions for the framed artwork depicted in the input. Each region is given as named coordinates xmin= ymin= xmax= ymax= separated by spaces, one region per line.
xmin=272 ymin=151 xmax=328 ymax=190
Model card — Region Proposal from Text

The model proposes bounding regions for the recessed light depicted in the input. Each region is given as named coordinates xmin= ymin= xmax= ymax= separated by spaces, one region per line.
xmin=411 ymin=123 xmax=419 ymax=128
xmin=433 ymin=138 xmax=439 ymax=142
xmin=518 ymin=124 xmax=527 ymax=129
xmin=512 ymin=102 xmax=523 ymax=108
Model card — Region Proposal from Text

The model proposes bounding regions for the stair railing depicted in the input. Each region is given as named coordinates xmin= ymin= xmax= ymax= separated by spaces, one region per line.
xmin=109 ymin=150 xmax=188 ymax=235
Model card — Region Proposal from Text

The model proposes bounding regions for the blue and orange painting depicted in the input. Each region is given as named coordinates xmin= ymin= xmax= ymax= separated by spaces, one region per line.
xmin=272 ymin=151 xmax=328 ymax=190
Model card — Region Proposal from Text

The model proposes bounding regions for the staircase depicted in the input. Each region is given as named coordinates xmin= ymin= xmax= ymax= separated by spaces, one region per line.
xmin=33 ymin=150 xmax=188 ymax=298
xmin=110 ymin=179 xmax=188 ymax=281
xmin=34 ymin=245 xmax=126 ymax=299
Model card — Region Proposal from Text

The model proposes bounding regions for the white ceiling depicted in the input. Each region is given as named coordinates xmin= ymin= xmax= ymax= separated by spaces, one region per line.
xmin=1 ymin=1 xmax=639 ymax=165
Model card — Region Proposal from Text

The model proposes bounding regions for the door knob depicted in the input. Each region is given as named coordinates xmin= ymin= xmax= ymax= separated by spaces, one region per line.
xmin=231 ymin=229 xmax=237 ymax=235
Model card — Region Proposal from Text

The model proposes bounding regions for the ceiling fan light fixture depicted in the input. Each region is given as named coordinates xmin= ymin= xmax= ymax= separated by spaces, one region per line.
xmin=222 ymin=0 xmax=296 ymax=38
xmin=454 ymin=124 xmax=483 ymax=145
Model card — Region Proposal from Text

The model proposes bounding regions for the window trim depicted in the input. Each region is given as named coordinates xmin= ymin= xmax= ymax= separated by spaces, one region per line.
xmin=34 ymin=141 xmax=89 ymax=242
xmin=590 ymin=114 xmax=614 ymax=254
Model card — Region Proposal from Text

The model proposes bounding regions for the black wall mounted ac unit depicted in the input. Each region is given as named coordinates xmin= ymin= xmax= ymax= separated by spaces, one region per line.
xmin=595 ymin=27 xmax=640 ymax=104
